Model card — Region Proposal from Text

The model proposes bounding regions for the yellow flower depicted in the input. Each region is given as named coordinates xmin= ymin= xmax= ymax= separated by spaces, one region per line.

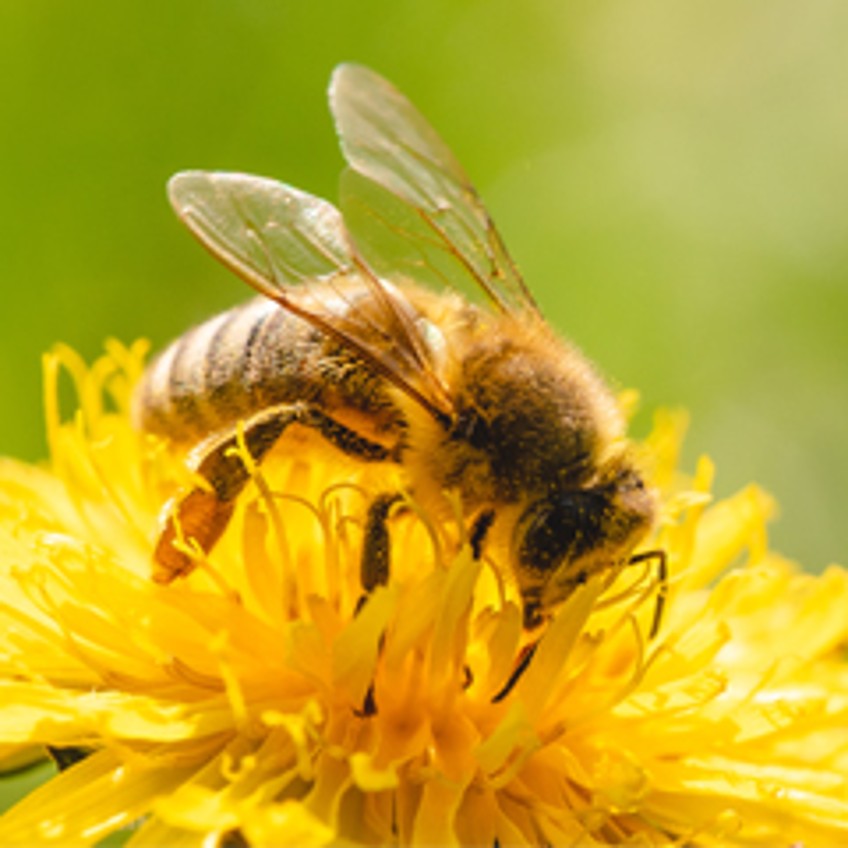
xmin=1 ymin=341 xmax=847 ymax=846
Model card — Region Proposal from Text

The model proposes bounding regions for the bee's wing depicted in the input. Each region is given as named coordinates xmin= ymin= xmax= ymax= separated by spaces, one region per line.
xmin=168 ymin=171 xmax=454 ymax=422
xmin=330 ymin=63 xmax=541 ymax=318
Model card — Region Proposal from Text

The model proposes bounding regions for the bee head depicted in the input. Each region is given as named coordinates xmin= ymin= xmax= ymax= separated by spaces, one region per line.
xmin=513 ymin=454 xmax=656 ymax=629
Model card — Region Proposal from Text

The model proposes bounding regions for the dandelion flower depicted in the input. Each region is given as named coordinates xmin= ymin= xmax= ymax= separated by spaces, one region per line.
xmin=0 ymin=341 xmax=847 ymax=846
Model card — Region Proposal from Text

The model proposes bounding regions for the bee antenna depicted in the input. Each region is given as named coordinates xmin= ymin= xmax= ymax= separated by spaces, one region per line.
xmin=628 ymin=549 xmax=667 ymax=639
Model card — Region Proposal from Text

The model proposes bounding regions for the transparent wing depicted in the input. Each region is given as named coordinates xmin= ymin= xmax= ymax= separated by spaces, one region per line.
xmin=168 ymin=170 xmax=354 ymax=291
xmin=330 ymin=63 xmax=541 ymax=318
xmin=168 ymin=171 xmax=453 ymax=421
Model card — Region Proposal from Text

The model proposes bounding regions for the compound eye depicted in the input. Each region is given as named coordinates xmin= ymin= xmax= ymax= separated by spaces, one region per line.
xmin=516 ymin=495 xmax=584 ymax=576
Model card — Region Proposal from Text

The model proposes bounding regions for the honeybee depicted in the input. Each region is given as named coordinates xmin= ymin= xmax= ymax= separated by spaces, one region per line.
xmin=135 ymin=64 xmax=660 ymax=632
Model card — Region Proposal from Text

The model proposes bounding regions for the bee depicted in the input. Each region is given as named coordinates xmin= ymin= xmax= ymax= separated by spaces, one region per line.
xmin=135 ymin=64 xmax=661 ymax=632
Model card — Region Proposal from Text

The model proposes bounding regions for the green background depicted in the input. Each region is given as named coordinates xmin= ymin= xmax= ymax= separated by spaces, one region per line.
xmin=1 ymin=2 xmax=846 ymax=809
xmin=2 ymin=2 xmax=847 ymax=556
xmin=2 ymin=1 xmax=846 ymax=566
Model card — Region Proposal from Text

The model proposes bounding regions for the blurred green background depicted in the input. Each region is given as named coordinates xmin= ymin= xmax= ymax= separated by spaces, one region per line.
xmin=1 ymin=0 xmax=847 ymax=820
xmin=1 ymin=3 xmax=846 ymax=564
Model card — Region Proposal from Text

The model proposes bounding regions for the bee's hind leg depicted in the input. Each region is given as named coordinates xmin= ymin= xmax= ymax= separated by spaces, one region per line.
xmin=153 ymin=403 xmax=392 ymax=583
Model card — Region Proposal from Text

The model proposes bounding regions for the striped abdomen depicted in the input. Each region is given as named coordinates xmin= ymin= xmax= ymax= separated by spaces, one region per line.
xmin=133 ymin=295 xmax=397 ymax=444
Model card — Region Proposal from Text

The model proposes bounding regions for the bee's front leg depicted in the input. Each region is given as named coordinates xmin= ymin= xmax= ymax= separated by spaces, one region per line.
xmin=153 ymin=403 xmax=392 ymax=583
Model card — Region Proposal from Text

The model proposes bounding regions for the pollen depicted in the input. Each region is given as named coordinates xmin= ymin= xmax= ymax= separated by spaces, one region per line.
xmin=0 ymin=342 xmax=847 ymax=846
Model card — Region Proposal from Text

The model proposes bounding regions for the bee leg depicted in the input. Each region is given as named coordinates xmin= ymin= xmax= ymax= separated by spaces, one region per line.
xmin=360 ymin=496 xmax=498 ymax=596
xmin=356 ymin=506 xmax=495 ymax=714
xmin=359 ymin=493 xmax=404 ymax=595
xmin=154 ymin=407 xmax=297 ymax=582
xmin=628 ymin=549 xmax=668 ymax=639
xmin=491 ymin=641 xmax=539 ymax=703
xmin=154 ymin=404 xmax=392 ymax=583
xmin=469 ymin=509 xmax=495 ymax=560
xmin=491 ymin=586 xmax=544 ymax=703
xmin=353 ymin=493 xmax=404 ymax=717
